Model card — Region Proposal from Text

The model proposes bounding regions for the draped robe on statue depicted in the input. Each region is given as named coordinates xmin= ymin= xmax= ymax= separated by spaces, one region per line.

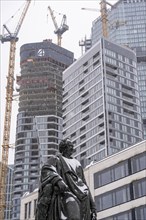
xmin=35 ymin=153 xmax=96 ymax=220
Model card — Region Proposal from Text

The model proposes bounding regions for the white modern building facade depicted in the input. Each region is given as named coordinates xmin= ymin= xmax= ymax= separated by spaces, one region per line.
xmin=20 ymin=190 xmax=38 ymax=220
xmin=62 ymin=37 xmax=143 ymax=167
xmin=84 ymin=140 xmax=146 ymax=220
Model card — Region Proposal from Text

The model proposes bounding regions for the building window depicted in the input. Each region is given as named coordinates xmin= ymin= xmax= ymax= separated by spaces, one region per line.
xmin=135 ymin=205 xmax=146 ymax=220
xmin=84 ymin=69 xmax=88 ymax=74
xmin=24 ymin=203 xmax=27 ymax=219
xmin=131 ymin=152 xmax=146 ymax=173
xmin=34 ymin=199 xmax=37 ymax=216
xmin=80 ymin=134 xmax=86 ymax=140
xmin=79 ymin=87 xmax=85 ymax=93
xmin=62 ymin=108 xmax=66 ymax=113
xmin=94 ymin=160 xmax=129 ymax=188
xmin=80 ymin=126 xmax=86 ymax=132
xmin=95 ymin=185 xmax=130 ymax=211
xmin=63 ymin=123 xmax=66 ymax=127
xmin=63 ymin=131 xmax=66 ymax=135
xmin=100 ymin=193 xmax=112 ymax=210
xmin=93 ymin=60 xmax=100 ymax=68
xmin=62 ymin=99 xmax=68 ymax=105
xmin=25 ymin=118 xmax=32 ymax=123
xmin=71 ymin=132 xmax=76 ymax=137
xmin=28 ymin=202 xmax=31 ymax=218
xmin=83 ymin=61 xmax=88 ymax=67
xmin=63 ymin=92 xmax=68 ymax=98
xmin=80 ymin=143 xmax=86 ymax=148
xmin=114 ymin=162 xmax=129 ymax=181
xmin=81 ymin=151 xmax=86 ymax=157
xmin=133 ymin=178 xmax=146 ymax=199
xmin=82 ymin=107 xmax=89 ymax=113
xmin=93 ymin=52 xmax=100 ymax=60
xmin=115 ymin=187 xmax=129 ymax=205
xmin=79 ymin=79 xmax=84 ymax=85
xmin=68 ymin=138 xmax=74 ymax=145
xmin=82 ymin=115 xmax=89 ymax=121
xmin=81 ymin=91 xmax=89 ymax=98
xmin=24 ymin=125 xmax=32 ymax=130
xmin=82 ymin=99 xmax=89 ymax=105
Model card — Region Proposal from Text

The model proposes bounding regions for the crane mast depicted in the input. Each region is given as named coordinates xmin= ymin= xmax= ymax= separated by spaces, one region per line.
xmin=81 ymin=0 xmax=114 ymax=38
xmin=48 ymin=6 xmax=69 ymax=46
xmin=100 ymin=0 xmax=113 ymax=38
xmin=100 ymin=0 xmax=108 ymax=38
xmin=80 ymin=0 xmax=115 ymax=54
xmin=0 ymin=1 xmax=31 ymax=219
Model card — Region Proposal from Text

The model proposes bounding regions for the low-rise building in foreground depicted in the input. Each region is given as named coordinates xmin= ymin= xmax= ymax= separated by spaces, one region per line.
xmin=84 ymin=140 xmax=146 ymax=220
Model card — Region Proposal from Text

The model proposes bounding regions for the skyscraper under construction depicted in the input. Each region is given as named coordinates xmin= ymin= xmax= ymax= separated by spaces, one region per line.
xmin=12 ymin=40 xmax=74 ymax=220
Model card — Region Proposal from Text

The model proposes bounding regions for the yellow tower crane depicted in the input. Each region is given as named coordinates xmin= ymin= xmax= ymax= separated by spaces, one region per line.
xmin=100 ymin=0 xmax=113 ymax=38
xmin=48 ymin=6 xmax=69 ymax=46
xmin=0 ymin=1 xmax=31 ymax=219
xmin=81 ymin=0 xmax=114 ymax=38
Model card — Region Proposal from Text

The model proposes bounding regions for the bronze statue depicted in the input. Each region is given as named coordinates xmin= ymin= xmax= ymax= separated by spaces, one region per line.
xmin=35 ymin=138 xmax=97 ymax=220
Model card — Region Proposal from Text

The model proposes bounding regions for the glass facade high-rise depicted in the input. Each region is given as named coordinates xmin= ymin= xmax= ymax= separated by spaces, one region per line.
xmin=63 ymin=38 xmax=143 ymax=168
xmin=5 ymin=165 xmax=14 ymax=220
xmin=12 ymin=40 xmax=74 ymax=220
xmin=91 ymin=0 xmax=146 ymax=139
xmin=0 ymin=164 xmax=14 ymax=220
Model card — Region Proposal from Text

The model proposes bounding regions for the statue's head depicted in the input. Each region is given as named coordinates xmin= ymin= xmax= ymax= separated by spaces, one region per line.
xmin=59 ymin=138 xmax=75 ymax=158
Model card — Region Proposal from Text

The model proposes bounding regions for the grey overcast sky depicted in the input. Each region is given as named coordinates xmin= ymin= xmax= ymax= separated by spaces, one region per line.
xmin=0 ymin=0 xmax=117 ymax=164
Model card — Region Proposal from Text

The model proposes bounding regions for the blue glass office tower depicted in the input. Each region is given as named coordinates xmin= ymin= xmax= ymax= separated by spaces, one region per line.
xmin=91 ymin=0 xmax=146 ymax=139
